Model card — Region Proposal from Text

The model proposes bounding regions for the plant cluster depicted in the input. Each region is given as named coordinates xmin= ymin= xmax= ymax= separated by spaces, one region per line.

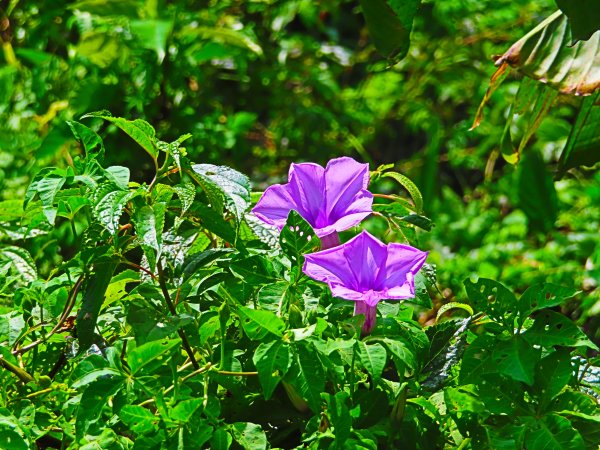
xmin=0 ymin=114 xmax=598 ymax=449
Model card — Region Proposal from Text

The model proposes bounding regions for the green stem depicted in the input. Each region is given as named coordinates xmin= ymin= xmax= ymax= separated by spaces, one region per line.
xmin=156 ymin=261 xmax=199 ymax=370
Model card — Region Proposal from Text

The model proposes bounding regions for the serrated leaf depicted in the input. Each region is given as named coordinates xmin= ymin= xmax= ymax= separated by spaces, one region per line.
xmin=132 ymin=203 xmax=166 ymax=271
xmin=105 ymin=166 xmax=130 ymax=190
xmin=67 ymin=120 xmax=105 ymax=161
xmin=93 ymin=184 xmax=140 ymax=234
xmin=253 ymin=341 xmax=292 ymax=399
xmin=356 ymin=341 xmax=387 ymax=385
xmin=464 ymin=277 xmax=517 ymax=329
xmin=127 ymin=337 xmax=181 ymax=375
xmin=192 ymin=164 xmax=251 ymax=223
xmin=237 ymin=306 xmax=285 ymax=340
xmin=523 ymin=310 xmax=598 ymax=350
xmin=82 ymin=111 xmax=158 ymax=161
xmin=0 ymin=246 xmax=37 ymax=282
xmin=231 ymin=422 xmax=267 ymax=450
xmin=119 ymin=405 xmax=158 ymax=434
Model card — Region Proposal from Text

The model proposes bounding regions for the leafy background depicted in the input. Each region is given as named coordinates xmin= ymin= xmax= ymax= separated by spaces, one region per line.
xmin=0 ymin=0 xmax=599 ymax=448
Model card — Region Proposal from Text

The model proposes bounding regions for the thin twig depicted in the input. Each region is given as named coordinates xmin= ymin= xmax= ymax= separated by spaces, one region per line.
xmin=156 ymin=261 xmax=199 ymax=369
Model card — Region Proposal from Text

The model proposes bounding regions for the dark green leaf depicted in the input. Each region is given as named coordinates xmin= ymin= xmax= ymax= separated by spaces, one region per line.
xmin=253 ymin=340 xmax=292 ymax=399
xmin=324 ymin=391 xmax=352 ymax=446
xmin=76 ymin=376 xmax=124 ymax=440
xmin=358 ymin=0 xmax=422 ymax=63
xmin=82 ymin=111 xmax=158 ymax=161
xmin=555 ymin=0 xmax=600 ymax=41
xmin=518 ymin=283 xmax=578 ymax=326
xmin=77 ymin=260 xmax=118 ymax=351
xmin=67 ymin=120 xmax=105 ymax=161
xmin=517 ymin=150 xmax=558 ymax=233
xmin=285 ymin=343 xmax=325 ymax=413
xmin=535 ymin=349 xmax=573 ymax=406
xmin=492 ymin=336 xmax=539 ymax=385
xmin=464 ymin=277 xmax=517 ymax=329
xmin=524 ymin=413 xmax=585 ymax=450
xmin=523 ymin=310 xmax=599 ymax=350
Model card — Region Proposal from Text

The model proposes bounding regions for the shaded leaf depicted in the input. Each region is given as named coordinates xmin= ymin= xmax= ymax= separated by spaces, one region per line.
xmin=523 ymin=310 xmax=598 ymax=350
xmin=253 ymin=340 xmax=292 ymax=399
xmin=555 ymin=0 xmax=600 ymax=41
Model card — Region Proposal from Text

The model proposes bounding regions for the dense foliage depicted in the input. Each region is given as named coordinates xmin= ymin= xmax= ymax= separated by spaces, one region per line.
xmin=0 ymin=0 xmax=599 ymax=449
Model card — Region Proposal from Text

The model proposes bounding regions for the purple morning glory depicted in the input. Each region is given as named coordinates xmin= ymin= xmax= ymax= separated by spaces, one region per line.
xmin=252 ymin=157 xmax=373 ymax=248
xmin=303 ymin=230 xmax=428 ymax=335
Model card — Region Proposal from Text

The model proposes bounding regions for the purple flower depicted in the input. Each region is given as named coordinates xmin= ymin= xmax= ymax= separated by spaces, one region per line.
xmin=303 ymin=230 xmax=428 ymax=335
xmin=252 ymin=157 xmax=373 ymax=247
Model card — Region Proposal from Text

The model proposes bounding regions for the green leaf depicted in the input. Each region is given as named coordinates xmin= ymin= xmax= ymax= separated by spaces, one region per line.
xmin=356 ymin=341 xmax=387 ymax=385
xmin=132 ymin=203 xmax=166 ymax=271
xmin=93 ymin=184 xmax=140 ymax=234
xmin=464 ymin=277 xmax=517 ymax=329
xmin=72 ymin=368 xmax=123 ymax=389
xmin=382 ymin=171 xmax=424 ymax=214
xmin=253 ymin=340 xmax=292 ymax=399
xmin=194 ymin=27 xmax=263 ymax=56
xmin=285 ymin=343 xmax=325 ymax=413
xmin=358 ymin=0 xmax=422 ymax=63
xmin=130 ymin=20 xmax=173 ymax=63
xmin=229 ymin=255 xmax=279 ymax=286
xmin=0 ymin=246 xmax=37 ymax=282
xmin=517 ymin=150 xmax=558 ymax=233
xmin=0 ymin=427 xmax=28 ymax=450
xmin=210 ymin=428 xmax=232 ymax=450
xmin=127 ymin=337 xmax=181 ymax=375
xmin=76 ymin=376 xmax=124 ymax=440
xmin=170 ymin=398 xmax=203 ymax=423
xmin=524 ymin=413 xmax=585 ymax=450
xmin=518 ymin=283 xmax=578 ymax=326
xmin=237 ymin=306 xmax=285 ymax=340
xmin=105 ymin=166 xmax=130 ymax=190
xmin=77 ymin=260 xmax=118 ymax=351
xmin=191 ymin=164 xmax=251 ymax=224
xmin=558 ymin=91 xmax=600 ymax=172
xmin=523 ymin=310 xmax=599 ymax=350
xmin=257 ymin=281 xmax=293 ymax=315
xmin=492 ymin=336 xmax=539 ymax=385
xmin=82 ymin=111 xmax=158 ymax=161
xmin=555 ymin=0 xmax=600 ymax=41
xmin=76 ymin=32 xmax=122 ymax=68
xmin=231 ymin=422 xmax=267 ymax=450
xmin=24 ymin=168 xmax=67 ymax=224
xmin=279 ymin=211 xmax=321 ymax=266
xmin=119 ymin=405 xmax=158 ymax=434
xmin=67 ymin=120 xmax=105 ymax=161
xmin=495 ymin=11 xmax=600 ymax=96
xmin=323 ymin=391 xmax=352 ymax=446
xmin=535 ymin=349 xmax=573 ymax=406
xmin=460 ymin=334 xmax=496 ymax=384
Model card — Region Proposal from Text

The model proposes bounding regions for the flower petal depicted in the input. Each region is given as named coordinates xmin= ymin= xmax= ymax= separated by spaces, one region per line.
xmin=252 ymin=184 xmax=300 ymax=229
xmin=324 ymin=157 xmax=373 ymax=231
xmin=342 ymin=231 xmax=387 ymax=292
xmin=287 ymin=162 xmax=325 ymax=226
xmin=378 ymin=244 xmax=428 ymax=294
xmin=303 ymin=246 xmax=355 ymax=290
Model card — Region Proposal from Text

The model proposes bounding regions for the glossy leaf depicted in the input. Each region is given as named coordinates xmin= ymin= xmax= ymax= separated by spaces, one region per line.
xmin=127 ymin=338 xmax=182 ymax=375
xmin=192 ymin=164 xmax=251 ymax=224
xmin=237 ymin=306 xmax=285 ymax=340
xmin=82 ymin=111 xmax=159 ymax=161
xmin=119 ymin=405 xmax=158 ymax=434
